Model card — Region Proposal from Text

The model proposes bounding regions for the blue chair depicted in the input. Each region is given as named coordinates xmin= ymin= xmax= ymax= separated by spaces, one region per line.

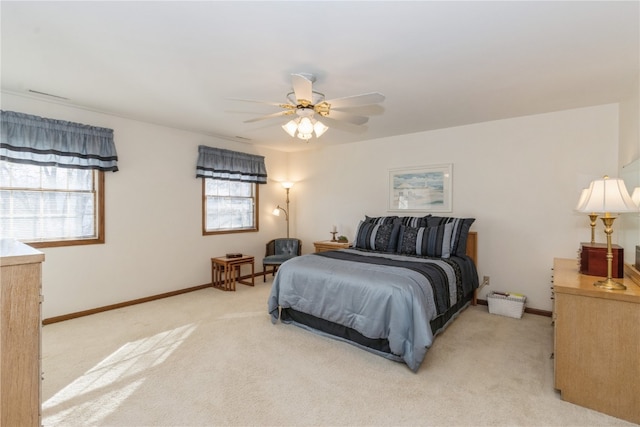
xmin=263 ymin=238 xmax=301 ymax=282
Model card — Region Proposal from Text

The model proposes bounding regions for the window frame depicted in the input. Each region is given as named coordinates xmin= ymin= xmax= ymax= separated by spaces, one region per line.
xmin=201 ymin=178 xmax=259 ymax=235
xmin=1 ymin=166 xmax=105 ymax=248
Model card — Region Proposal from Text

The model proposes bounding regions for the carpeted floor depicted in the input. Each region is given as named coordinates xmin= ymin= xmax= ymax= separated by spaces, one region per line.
xmin=41 ymin=279 xmax=637 ymax=426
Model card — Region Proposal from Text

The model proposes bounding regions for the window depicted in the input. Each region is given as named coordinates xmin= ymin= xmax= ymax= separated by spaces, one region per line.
xmin=202 ymin=178 xmax=258 ymax=234
xmin=1 ymin=110 xmax=117 ymax=247
xmin=195 ymin=145 xmax=266 ymax=234
xmin=0 ymin=162 xmax=104 ymax=248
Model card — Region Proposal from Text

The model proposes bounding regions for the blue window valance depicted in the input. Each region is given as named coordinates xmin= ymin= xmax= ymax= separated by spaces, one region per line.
xmin=196 ymin=145 xmax=267 ymax=184
xmin=0 ymin=110 xmax=119 ymax=172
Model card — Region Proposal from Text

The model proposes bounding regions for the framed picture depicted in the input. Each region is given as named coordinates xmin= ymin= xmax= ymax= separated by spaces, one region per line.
xmin=388 ymin=164 xmax=453 ymax=212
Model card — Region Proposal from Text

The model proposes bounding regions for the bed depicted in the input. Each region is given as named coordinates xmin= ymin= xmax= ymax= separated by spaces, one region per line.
xmin=268 ymin=215 xmax=479 ymax=372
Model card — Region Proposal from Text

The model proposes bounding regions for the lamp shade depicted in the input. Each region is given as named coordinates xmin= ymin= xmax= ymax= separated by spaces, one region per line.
xmin=577 ymin=176 xmax=637 ymax=214
xmin=314 ymin=120 xmax=328 ymax=137
xmin=297 ymin=117 xmax=314 ymax=134
xmin=575 ymin=188 xmax=590 ymax=211
xmin=282 ymin=120 xmax=298 ymax=137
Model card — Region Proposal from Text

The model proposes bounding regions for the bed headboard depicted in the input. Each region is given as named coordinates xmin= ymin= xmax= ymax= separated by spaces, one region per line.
xmin=465 ymin=231 xmax=477 ymax=265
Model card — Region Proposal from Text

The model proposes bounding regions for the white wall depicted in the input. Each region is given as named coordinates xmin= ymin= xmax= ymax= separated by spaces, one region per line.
xmin=288 ymin=104 xmax=620 ymax=311
xmin=618 ymin=73 xmax=640 ymax=264
xmin=1 ymin=92 xmax=625 ymax=316
xmin=2 ymin=93 xmax=290 ymax=319
xmin=618 ymin=72 xmax=640 ymax=168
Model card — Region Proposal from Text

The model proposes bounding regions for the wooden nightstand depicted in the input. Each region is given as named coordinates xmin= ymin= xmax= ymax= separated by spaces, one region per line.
xmin=313 ymin=241 xmax=350 ymax=253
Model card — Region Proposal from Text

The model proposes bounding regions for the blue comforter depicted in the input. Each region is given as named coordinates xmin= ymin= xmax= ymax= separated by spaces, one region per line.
xmin=268 ymin=248 xmax=478 ymax=371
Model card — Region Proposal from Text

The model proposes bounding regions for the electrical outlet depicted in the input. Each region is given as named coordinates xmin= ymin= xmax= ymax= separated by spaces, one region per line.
xmin=483 ymin=275 xmax=490 ymax=286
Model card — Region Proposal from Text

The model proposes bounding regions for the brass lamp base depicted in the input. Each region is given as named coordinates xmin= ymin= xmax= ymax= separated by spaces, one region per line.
xmin=594 ymin=278 xmax=627 ymax=291
xmin=591 ymin=215 xmax=627 ymax=291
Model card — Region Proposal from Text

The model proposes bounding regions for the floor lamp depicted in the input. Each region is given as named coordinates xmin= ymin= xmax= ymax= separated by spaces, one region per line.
xmin=272 ymin=182 xmax=293 ymax=238
xmin=577 ymin=176 xmax=638 ymax=290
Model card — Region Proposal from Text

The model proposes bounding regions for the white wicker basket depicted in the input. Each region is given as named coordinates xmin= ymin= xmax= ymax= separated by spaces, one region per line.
xmin=487 ymin=292 xmax=526 ymax=319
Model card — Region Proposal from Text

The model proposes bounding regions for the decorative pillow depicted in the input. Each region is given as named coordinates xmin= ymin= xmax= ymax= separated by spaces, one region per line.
xmin=397 ymin=215 xmax=431 ymax=228
xmin=364 ymin=215 xmax=398 ymax=225
xmin=365 ymin=215 xmax=431 ymax=227
xmin=396 ymin=223 xmax=454 ymax=258
xmin=354 ymin=221 xmax=400 ymax=252
xmin=425 ymin=216 xmax=475 ymax=257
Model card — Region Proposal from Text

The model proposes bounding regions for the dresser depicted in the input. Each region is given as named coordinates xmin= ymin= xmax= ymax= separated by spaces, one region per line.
xmin=1 ymin=239 xmax=44 ymax=427
xmin=552 ymin=258 xmax=640 ymax=424
xmin=313 ymin=241 xmax=350 ymax=252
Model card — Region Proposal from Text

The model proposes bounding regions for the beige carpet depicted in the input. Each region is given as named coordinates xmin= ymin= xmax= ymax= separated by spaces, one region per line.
xmin=41 ymin=280 xmax=636 ymax=427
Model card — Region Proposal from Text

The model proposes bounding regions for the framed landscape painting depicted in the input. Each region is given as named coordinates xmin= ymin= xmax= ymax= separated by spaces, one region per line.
xmin=388 ymin=164 xmax=452 ymax=212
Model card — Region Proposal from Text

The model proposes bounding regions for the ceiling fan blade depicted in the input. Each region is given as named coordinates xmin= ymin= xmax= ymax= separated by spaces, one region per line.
xmin=325 ymin=92 xmax=386 ymax=109
xmin=327 ymin=110 xmax=369 ymax=126
xmin=332 ymin=104 xmax=385 ymax=116
xmin=320 ymin=116 xmax=368 ymax=134
xmin=243 ymin=110 xmax=295 ymax=123
xmin=227 ymin=97 xmax=293 ymax=108
xmin=291 ymin=74 xmax=313 ymax=105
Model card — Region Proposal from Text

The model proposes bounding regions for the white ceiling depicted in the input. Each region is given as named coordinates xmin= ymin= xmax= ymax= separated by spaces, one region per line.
xmin=2 ymin=1 xmax=638 ymax=152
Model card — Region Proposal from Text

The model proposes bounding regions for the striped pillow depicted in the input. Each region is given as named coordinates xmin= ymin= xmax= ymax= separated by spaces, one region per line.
xmin=425 ymin=217 xmax=475 ymax=257
xmin=354 ymin=221 xmax=401 ymax=252
xmin=396 ymin=223 xmax=454 ymax=258
xmin=397 ymin=215 xmax=431 ymax=227
xmin=364 ymin=215 xmax=398 ymax=225
xmin=364 ymin=215 xmax=431 ymax=227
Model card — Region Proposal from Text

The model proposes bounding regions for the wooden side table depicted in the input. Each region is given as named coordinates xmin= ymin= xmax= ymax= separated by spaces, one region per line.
xmin=313 ymin=241 xmax=350 ymax=253
xmin=211 ymin=255 xmax=255 ymax=291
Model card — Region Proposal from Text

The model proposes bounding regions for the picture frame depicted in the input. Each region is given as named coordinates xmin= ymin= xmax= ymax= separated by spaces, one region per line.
xmin=388 ymin=164 xmax=453 ymax=212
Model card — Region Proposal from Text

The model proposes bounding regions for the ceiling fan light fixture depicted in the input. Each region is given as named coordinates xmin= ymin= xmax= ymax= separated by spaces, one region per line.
xmin=297 ymin=117 xmax=314 ymax=134
xmin=282 ymin=116 xmax=328 ymax=141
xmin=282 ymin=119 xmax=298 ymax=137
xmin=314 ymin=120 xmax=328 ymax=137
xmin=297 ymin=132 xmax=313 ymax=141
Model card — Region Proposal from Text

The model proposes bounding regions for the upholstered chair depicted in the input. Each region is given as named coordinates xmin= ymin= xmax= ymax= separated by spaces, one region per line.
xmin=263 ymin=238 xmax=302 ymax=282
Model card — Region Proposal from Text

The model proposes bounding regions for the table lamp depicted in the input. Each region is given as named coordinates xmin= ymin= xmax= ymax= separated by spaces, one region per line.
xmin=576 ymin=188 xmax=599 ymax=244
xmin=576 ymin=176 xmax=638 ymax=290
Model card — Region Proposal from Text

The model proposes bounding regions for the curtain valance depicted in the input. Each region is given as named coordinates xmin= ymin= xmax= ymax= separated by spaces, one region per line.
xmin=0 ymin=110 xmax=119 ymax=172
xmin=196 ymin=145 xmax=267 ymax=184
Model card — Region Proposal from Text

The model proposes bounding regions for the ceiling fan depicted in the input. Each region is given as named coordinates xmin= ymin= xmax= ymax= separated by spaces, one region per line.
xmin=233 ymin=73 xmax=385 ymax=142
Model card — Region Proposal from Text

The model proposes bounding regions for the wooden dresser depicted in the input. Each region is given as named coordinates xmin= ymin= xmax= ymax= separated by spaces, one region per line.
xmin=552 ymin=258 xmax=640 ymax=424
xmin=1 ymin=239 xmax=44 ymax=427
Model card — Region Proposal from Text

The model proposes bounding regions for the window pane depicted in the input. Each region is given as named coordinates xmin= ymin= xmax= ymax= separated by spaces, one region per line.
xmin=203 ymin=178 xmax=257 ymax=233
xmin=2 ymin=162 xmax=41 ymax=188
xmin=206 ymin=197 xmax=254 ymax=229
xmin=230 ymin=181 xmax=252 ymax=197
xmin=0 ymin=162 xmax=100 ymax=244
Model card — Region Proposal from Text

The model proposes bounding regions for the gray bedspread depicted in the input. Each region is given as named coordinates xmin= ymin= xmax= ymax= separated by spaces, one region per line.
xmin=268 ymin=248 xmax=476 ymax=371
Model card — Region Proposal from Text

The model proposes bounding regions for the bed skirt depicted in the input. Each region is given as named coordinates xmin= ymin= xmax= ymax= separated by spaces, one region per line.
xmin=280 ymin=289 xmax=475 ymax=361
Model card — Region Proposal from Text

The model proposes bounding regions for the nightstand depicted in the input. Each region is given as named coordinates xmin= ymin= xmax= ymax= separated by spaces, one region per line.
xmin=313 ymin=241 xmax=350 ymax=253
